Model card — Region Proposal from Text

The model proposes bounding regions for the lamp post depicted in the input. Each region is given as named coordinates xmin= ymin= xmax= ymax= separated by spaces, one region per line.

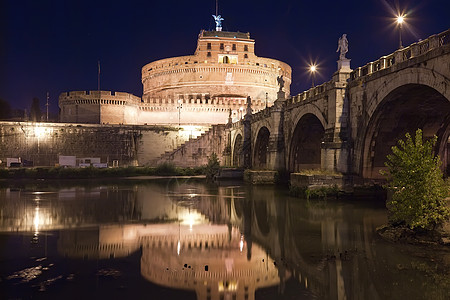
xmin=397 ymin=15 xmax=405 ymax=49
xmin=177 ymin=99 xmax=182 ymax=126
xmin=309 ymin=64 xmax=317 ymax=88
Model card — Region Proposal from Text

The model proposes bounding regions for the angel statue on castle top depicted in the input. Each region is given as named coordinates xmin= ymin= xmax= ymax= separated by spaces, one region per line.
xmin=212 ymin=15 xmax=224 ymax=30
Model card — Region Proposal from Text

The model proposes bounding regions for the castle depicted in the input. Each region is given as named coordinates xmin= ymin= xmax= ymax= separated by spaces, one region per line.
xmin=59 ymin=25 xmax=292 ymax=125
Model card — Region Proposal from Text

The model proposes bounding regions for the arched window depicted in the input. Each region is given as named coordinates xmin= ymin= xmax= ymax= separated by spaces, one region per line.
xmin=223 ymin=56 xmax=229 ymax=64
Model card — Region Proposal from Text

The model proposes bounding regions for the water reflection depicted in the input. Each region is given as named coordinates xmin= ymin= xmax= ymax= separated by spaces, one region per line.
xmin=0 ymin=179 xmax=449 ymax=299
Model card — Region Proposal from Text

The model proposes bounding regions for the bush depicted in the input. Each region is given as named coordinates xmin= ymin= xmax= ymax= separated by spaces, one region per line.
xmin=155 ymin=162 xmax=177 ymax=175
xmin=205 ymin=153 xmax=220 ymax=180
xmin=381 ymin=129 xmax=449 ymax=230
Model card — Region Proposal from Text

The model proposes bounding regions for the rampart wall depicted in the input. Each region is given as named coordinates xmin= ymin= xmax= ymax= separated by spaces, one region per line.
xmin=154 ymin=124 xmax=229 ymax=167
xmin=59 ymin=91 xmax=141 ymax=124
xmin=0 ymin=122 xmax=209 ymax=167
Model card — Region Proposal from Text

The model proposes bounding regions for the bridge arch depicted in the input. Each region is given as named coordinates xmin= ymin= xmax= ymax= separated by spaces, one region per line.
xmin=232 ymin=132 xmax=243 ymax=167
xmin=253 ymin=126 xmax=270 ymax=169
xmin=288 ymin=113 xmax=325 ymax=172
xmin=361 ymin=76 xmax=450 ymax=178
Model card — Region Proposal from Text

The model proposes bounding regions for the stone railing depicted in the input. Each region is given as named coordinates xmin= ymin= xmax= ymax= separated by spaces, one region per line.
xmin=286 ymin=81 xmax=330 ymax=106
xmin=350 ymin=28 xmax=450 ymax=80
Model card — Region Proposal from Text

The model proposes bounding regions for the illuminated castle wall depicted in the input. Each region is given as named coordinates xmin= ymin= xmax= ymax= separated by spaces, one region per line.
xmin=59 ymin=30 xmax=292 ymax=125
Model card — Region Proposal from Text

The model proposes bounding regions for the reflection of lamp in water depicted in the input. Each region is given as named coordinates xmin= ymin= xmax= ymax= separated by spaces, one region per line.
xmin=239 ymin=235 xmax=244 ymax=252
xmin=33 ymin=206 xmax=40 ymax=234
xmin=177 ymin=222 xmax=181 ymax=255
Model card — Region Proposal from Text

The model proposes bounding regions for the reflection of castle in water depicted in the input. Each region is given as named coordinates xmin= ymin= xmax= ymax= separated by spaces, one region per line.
xmin=58 ymin=223 xmax=283 ymax=300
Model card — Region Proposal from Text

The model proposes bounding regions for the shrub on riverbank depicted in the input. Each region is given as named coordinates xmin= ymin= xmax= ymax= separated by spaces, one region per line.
xmin=0 ymin=164 xmax=206 ymax=179
xmin=381 ymin=129 xmax=449 ymax=230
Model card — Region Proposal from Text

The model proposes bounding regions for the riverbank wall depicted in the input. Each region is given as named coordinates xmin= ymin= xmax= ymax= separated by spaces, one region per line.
xmin=0 ymin=122 xmax=209 ymax=167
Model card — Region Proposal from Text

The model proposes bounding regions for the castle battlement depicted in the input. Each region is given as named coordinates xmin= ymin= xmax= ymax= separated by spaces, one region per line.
xmin=59 ymin=29 xmax=292 ymax=125
xmin=59 ymin=90 xmax=141 ymax=103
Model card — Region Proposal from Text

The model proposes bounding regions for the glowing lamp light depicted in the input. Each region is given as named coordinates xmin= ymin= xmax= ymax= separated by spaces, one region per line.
xmin=308 ymin=64 xmax=318 ymax=87
xmin=395 ymin=14 xmax=406 ymax=49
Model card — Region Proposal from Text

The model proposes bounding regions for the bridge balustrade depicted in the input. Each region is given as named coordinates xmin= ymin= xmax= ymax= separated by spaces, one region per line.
xmin=350 ymin=28 xmax=449 ymax=81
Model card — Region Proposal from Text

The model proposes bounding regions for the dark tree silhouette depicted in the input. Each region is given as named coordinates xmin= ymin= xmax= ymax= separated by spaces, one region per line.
xmin=0 ymin=98 xmax=11 ymax=120
xmin=30 ymin=97 xmax=42 ymax=122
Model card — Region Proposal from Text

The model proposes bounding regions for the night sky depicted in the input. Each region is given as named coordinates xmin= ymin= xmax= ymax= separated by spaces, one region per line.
xmin=1 ymin=0 xmax=449 ymax=114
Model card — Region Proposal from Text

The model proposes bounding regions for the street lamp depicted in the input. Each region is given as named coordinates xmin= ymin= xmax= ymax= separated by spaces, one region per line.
xmin=177 ymin=99 xmax=183 ymax=126
xmin=396 ymin=14 xmax=405 ymax=49
xmin=309 ymin=64 xmax=317 ymax=88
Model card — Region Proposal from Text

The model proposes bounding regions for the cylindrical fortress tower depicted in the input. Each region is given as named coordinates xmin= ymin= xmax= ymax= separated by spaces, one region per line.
xmin=141 ymin=30 xmax=291 ymax=124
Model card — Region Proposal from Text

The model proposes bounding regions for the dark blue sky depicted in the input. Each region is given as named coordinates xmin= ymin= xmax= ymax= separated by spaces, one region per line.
xmin=1 ymin=0 xmax=449 ymax=113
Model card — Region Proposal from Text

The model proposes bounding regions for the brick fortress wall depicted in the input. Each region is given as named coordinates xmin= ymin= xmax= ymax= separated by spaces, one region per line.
xmin=0 ymin=122 xmax=209 ymax=167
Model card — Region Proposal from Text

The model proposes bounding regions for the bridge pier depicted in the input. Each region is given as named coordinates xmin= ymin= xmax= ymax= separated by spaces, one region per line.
xmin=320 ymin=63 xmax=352 ymax=173
xmin=267 ymin=95 xmax=286 ymax=171
xmin=321 ymin=128 xmax=350 ymax=173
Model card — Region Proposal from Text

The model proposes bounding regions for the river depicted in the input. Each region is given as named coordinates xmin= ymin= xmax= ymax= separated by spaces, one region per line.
xmin=0 ymin=178 xmax=449 ymax=299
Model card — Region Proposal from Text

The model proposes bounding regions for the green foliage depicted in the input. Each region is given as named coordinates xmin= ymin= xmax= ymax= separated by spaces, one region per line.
xmin=0 ymin=164 xmax=207 ymax=179
xmin=154 ymin=162 xmax=177 ymax=175
xmin=205 ymin=152 xmax=220 ymax=180
xmin=289 ymin=185 xmax=339 ymax=200
xmin=297 ymin=169 xmax=341 ymax=176
xmin=382 ymin=129 xmax=449 ymax=230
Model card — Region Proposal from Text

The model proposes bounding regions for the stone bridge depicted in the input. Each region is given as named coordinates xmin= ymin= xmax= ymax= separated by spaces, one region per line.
xmin=228 ymin=29 xmax=450 ymax=180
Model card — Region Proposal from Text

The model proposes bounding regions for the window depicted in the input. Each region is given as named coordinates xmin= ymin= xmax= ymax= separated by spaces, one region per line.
xmin=207 ymin=43 xmax=211 ymax=50
xmin=232 ymin=44 xmax=236 ymax=50
xmin=244 ymin=54 xmax=248 ymax=58
xmin=220 ymin=43 xmax=224 ymax=50
xmin=223 ymin=56 xmax=229 ymax=64
xmin=244 ymin=45 xmax=248 ymax=51
xmin=207 ymin=52 xmax=211 ymax=57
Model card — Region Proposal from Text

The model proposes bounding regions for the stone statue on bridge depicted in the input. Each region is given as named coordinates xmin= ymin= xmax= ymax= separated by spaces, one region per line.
xmin=277 ymin=75 xmax=284 ymax=91
xmin=336 ymin=34 xmax=348 ymax=60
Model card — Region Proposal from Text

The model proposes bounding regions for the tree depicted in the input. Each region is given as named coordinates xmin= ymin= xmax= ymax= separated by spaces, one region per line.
xmin=382 ymin=129 xmax=449 ymax=230
xmin=30 ymin=97 xmax=42 ymax=122
xmin=205 ymin=152 xmax=220 ymax=180
xmin=0 ymin=98 xmax=11 ymax=120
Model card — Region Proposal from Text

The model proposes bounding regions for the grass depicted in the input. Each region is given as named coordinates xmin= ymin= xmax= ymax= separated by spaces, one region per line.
xmin=0 ymin=163 xmax=206 ymax=180
xmin=295 ymin=169 xmax=342 ymax=176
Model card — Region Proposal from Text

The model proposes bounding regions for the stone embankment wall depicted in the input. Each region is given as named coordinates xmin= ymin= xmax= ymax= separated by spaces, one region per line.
xmin=154 ymin=124 xmax=229 ymax=167
xmin=0 ymin=122 xmax=208 ymax=167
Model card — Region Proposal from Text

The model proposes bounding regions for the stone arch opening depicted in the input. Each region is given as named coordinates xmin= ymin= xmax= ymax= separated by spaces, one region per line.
xmin=288 ymin=113 xmax=325 ymax=172
xmin=223 ymin=56 xmax=230 ymax=64
xmin=253 ymin=127 xmax=270 ymax=169
xmin=362 ymin=84 xmax=450 ymax=179
xmin=232 ymin=134 xmax=243 ymax=167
